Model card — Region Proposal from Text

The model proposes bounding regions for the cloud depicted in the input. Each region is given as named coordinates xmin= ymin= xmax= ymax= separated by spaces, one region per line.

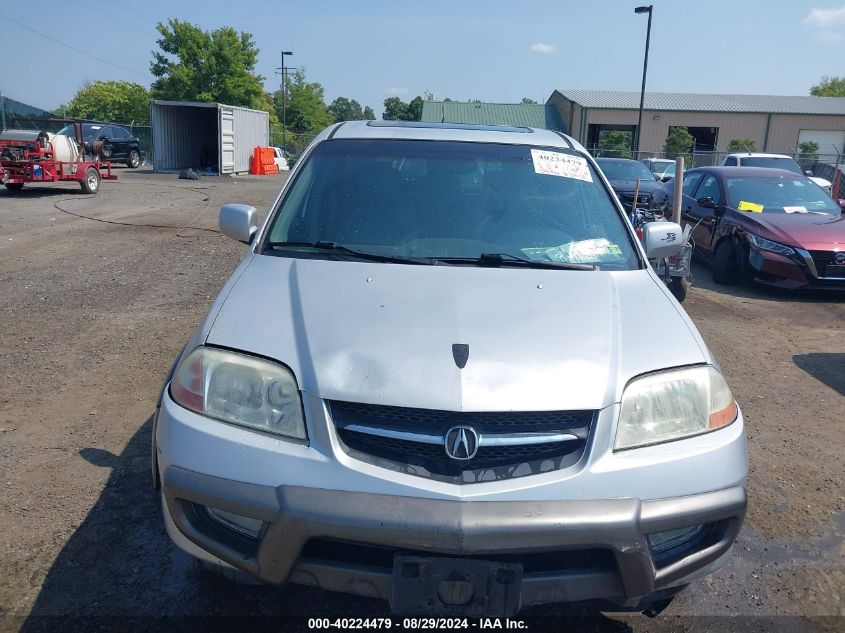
xmin=813 ymin=29 xmax=843 ymax=43
xmin=386 ymin=87 xmax=408 ymax=95
xmin=530 ymin=42 xmax=555 ymax=55
xmin=802 ymin=4 xmax=845 ymax=27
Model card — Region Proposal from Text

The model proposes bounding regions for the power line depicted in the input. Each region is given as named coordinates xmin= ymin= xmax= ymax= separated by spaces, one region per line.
xmin=0 ymin=12 xmax=148 ymax=79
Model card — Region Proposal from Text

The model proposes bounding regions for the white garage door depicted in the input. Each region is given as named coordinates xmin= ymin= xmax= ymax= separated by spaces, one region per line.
xmin=797 ymin=130 xmax=845 ymax=154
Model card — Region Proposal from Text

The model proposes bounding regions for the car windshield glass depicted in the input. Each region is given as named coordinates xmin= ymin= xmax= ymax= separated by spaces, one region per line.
xmin=725 ymin=176 xmax=839 ymax=214
xmin=597 ymin=160 xmax=655 ymax=181
xmin=58 ymin=124 xmax=98 ymax=142
xmin=264 ymin=139 xmax=639 ymax=270
xmin=741 ymin=157 xmax=801 ymax=174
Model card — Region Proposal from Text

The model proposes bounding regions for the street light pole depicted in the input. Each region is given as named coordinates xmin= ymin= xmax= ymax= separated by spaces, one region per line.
xmin=634 ymin=5 xmax=653 ymax=158
xmin=276 ymin=51 xmax=293 ymax=152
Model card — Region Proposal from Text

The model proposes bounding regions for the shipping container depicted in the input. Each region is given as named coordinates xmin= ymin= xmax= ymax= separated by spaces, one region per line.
xmin=150 ymin=101 xmax=269 ymax=175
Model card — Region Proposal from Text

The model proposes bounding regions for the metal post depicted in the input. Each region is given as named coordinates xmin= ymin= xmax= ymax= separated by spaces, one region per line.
xmin=634 ymin=6 xmax=653 ymax=158
xmin=276 ymin=51 xmax=293 ymax=152
xmin=673 ymin=156 xmax=684 ymax=225
xmin=0 ymin=91 xmax=6 ymax=131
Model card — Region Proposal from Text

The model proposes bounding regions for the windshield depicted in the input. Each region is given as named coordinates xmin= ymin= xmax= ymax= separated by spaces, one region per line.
xmin=57 ymin=124 xmax=99 ymax=142
xmin=264 ymin=139 xmax=639 ymax=270
xmin=740 ymin=156 xmax=801 ymax=174
xmin=725 ymin=176 xmax=839 ymax=214
xmin=597 ymin=159 xmax=655 ymax=181
xmin=647 ymin=161 xmax=674 ymax=174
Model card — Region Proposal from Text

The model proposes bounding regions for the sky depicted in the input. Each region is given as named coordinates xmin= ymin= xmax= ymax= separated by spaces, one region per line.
xmin=1 ymin=0 xmax=843 ymax=116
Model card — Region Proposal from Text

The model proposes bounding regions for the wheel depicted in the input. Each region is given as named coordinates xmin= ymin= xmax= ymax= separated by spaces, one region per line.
xmin=100 ymin=142 xmax=113 ymax=159
xmin=126 ymin=149 xmax=141 ymax=168
xmin=668 ymin=276 xmax=688 ymax=302
xmin=713 ymin=239 xmax=741 ymax=285
xmin=80 ymin=167 xmax=100 ymax=194
xmin=4 ymin=183 xmax=23 ymax=192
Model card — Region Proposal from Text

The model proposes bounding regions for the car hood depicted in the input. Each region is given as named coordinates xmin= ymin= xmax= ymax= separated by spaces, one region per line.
xmin=205 ymin=256 xmax=707 ymax=411
xmin=608 ymin=179 xmax=665 ymax=194
xmin=743 ymin=212 xmax=845 ymax=248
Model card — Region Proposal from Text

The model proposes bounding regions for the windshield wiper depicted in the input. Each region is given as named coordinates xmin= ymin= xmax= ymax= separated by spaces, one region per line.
xmin=434 ymin=253 xmax=596 ymax=271
xmin=265 ymin=241 xmax=435 ymax=265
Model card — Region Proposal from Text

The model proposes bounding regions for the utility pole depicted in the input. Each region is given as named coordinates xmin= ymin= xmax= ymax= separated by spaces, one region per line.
xmin=0 ymin=91 xmax=6 ymax=131
xmin=634 ymin=5 xmax=653 ymax=158
xmin=275 ymin=51 xmax=293 ymax=152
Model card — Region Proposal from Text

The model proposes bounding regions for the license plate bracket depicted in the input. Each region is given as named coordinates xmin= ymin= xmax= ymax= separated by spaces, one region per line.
xmin=389 ymin=555 xmax=522 ymax=617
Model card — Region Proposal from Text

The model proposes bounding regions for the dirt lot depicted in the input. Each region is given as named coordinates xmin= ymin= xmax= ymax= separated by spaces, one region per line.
xmin=0 ymin=170 xmax=842 ymax=632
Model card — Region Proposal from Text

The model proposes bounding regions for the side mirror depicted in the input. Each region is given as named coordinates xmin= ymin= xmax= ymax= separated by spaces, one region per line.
xmin=697 ymin=196 xmax=716 ymax=209
xmin=219 ymin=203 xmax=258 ymax=243
xmin=805 ymin=170 xmax=813 ymax=177
xmin=642 ymin=221 xmax=684 ymax=259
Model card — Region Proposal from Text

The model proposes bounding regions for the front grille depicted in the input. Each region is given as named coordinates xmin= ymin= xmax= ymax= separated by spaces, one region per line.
xmin=617 ymin=192 xmax=651 ymax=210
xmin=810 ymin=250 xmax=845 ymax=278
xmin=329 ymin=401 xmax=593 ymax=483
xmin=300 ymin=538 xmax=617 ymax=575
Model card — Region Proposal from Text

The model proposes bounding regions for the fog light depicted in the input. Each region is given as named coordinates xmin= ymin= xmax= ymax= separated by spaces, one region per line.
xmin=647 ymin=524 xmax=704 ymax=554
xmin=205 ymin=506 xmax=263 ymax=538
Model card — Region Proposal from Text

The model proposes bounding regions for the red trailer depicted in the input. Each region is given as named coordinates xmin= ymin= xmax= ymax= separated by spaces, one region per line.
xmin=0 ymin=121 xmax=117 ymax=194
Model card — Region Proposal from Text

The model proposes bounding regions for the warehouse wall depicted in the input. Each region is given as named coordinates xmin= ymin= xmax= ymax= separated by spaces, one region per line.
xmin=583 ymin=109 xmax=771 ymax=154
xmin=765 ymin=114 xmax=845 ymax=152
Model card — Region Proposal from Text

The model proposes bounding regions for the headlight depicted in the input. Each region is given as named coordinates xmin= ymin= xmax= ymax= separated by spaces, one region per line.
xmin=170 ymin=346 xmax=306 ymax=440
xmin=749 ymin=234 xmax=795 ymax=257
xmin=615 ymin=366 xmax=737 ymax=450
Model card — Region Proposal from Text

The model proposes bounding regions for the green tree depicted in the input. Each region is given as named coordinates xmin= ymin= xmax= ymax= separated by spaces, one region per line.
xmin=664 ymin=127 xmax=695 ymax=167
xmin=363 ymin=106 xmax=375 ymax=120
xmin=727 ymin=138 xmax=757 ymax=152
xmin=150 ymin=18 xmax=265 ymax=109
xmin=274 ymin=69 xmax=333 ymax=134
xmin=521 ymin=97 xmax=538 ymax=104
xmin=382 ymin=96 xmax=406 ymax=120
xmin=63 ymin=80 xmax=151 ymax=124
xmin=383 ymin=95 xmax=423 ymax=121
xmin=328 ymin=96 xmax=365 ymax=123
xmin=810 ymin=76 xmax=845 ymax=97
xmin=595 ymin=130 xmax=632 ymax=158
xmin=406 ymin=96 xmax=423 ymax=121
xmin=798 ymin=140 xmax=819 ymax=166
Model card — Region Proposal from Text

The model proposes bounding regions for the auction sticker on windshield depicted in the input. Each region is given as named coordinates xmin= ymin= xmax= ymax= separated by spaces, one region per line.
xmin=530 ymin=149 xmax=592 ymax=182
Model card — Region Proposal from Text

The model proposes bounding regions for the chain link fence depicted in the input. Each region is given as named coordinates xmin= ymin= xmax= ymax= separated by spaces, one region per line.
xmin=586 ymin=146 xmax=845 ymax=199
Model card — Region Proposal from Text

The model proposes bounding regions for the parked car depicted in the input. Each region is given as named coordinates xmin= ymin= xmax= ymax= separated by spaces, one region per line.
xmin=680 ymin=166 xmax=845 ymax=288
xmin=642 ymin=158 xmax=676 ymax=182
xmin=271 ymin=147 xmax=290 ymax=171
xmin=56 ymin=122 xmax=142 ymax=168
xmin=153 ymin=121 xmax=747 ymax=617
xmin=721 ymin=153 xmax=832 ymax=194
xmin=596 ymin=157 xmax=672 ymax=210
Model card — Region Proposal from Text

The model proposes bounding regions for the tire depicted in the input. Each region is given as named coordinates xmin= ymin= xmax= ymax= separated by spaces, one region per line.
xmin=668 ymin=276 xmax=688 ymax=302
xmin=127 ymin=149 xmax=141 ymax=168
xmin=100 ymin=142 xmax=113 ymax=159
xmin=713 ymin=239 xmax=740 ymax=285
xmin=80 ymin=167 xmax=100 ymax=194
xmin=4 ymin=183 xmax=23 ymax=192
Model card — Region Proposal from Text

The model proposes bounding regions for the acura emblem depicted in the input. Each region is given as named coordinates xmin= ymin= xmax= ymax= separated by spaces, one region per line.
xmin=444 ymin=426 xmax=479 ymax=460
xmin=835 ymin=252 xmax=845 ymax=265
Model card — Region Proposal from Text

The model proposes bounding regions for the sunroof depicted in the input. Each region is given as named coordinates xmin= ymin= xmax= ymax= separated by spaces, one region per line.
xmin=366 ymin=121 xmax=531 ymax=133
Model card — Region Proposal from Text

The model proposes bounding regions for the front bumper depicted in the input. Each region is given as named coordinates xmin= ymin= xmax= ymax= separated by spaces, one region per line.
xmin=749 ymin=247 xmax=845 ymax=290
xmin=162 ymin=464 xmax=745 ymax=608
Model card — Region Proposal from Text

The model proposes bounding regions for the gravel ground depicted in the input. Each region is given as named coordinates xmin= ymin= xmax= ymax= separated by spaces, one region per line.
xmin=0 ymin=170 xmax=842 ymax=632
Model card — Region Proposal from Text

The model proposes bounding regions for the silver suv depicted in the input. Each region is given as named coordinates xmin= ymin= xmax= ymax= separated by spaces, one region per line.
xmin=153 ymin=121 xmax=747 ymax=617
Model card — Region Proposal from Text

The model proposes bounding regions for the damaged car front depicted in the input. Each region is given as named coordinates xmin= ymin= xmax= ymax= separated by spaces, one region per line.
xmin=152 ymin=121 xmax=747 ymax=618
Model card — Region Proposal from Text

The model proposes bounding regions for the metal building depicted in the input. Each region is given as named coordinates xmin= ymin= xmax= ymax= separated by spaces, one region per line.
xmin=150 ymin=101 xmax=269 ymax=175
xmin=547 ymin=90 xmax=845 ymax=159
xmin=420 ymin=101 xmax=566 ymax=131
